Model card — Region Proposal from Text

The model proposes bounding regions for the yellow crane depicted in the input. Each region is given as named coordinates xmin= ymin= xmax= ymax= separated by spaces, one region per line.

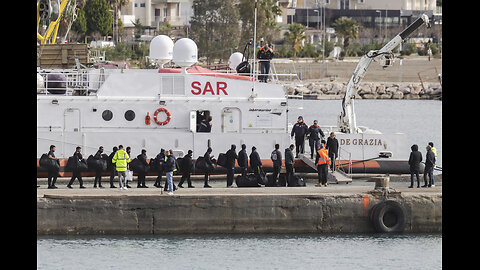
xmin=37 ymin=0 xmax=75 ymax=44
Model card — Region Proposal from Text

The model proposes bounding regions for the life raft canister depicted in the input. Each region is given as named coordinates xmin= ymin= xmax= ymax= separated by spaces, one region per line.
xmin=145 ymin=112 xmax=151 ymax=125
xmin=153 ymin=108 xmax=171 ymax=126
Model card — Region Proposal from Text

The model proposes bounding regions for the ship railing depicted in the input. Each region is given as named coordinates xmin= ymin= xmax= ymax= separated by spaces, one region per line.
xmin=37 ymin=68 xmax=109 ymax=96
xmin=336 ymin=146 xmax=353 ymax=176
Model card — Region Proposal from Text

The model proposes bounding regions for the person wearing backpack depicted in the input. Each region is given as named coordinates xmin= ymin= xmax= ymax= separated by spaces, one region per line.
xmin=67 ymin=146 xmax=86 ymax=189
xmin=285 ymin=144 xmax=295 ymax=186
xmin=225 ymin=145 xmax=238 ymax=188
xmin=271 ymin=144 xmax=282 ymax=186
xmin=178 ymin=150 xmax=194 ymax=188
xmin=46 ymin=145 xmax=59 ymax=189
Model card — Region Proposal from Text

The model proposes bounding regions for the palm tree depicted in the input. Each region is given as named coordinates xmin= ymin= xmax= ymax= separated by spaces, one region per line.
xmin=332 ymin=17 xmax=361 ymax=57
xmin=284 ymin=23 xmax=305 ymax=58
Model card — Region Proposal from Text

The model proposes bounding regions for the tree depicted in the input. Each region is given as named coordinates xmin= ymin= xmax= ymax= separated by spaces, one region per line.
xmin=84 ymin=0 xmax=113 ymax=36
xmin=132 ymin=19 xmax=143 ymax=40
xmin=238 ymin=0 xmax=282 ymax=43
xmin=71 ymin=8 xmax=87 ymax=41
xmin=189 ymin=0 xmax=240 ymax=64
xmin=332 ymin=17 xmax=361 ymax=57
xmin=284 ymin=23 xmax=305 ymax=57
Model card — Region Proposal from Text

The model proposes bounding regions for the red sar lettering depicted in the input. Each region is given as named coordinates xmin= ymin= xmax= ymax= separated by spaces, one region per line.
xmin=191 ymin=81 xmax=228 ymax=95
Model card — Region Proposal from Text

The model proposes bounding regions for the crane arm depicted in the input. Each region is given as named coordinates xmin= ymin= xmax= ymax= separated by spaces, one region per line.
xmin=338 ymin=14 xmax=431 ymax=134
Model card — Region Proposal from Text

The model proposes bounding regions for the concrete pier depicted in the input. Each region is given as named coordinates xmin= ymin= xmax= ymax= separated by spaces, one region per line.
xmin=37 ymin=177 xmax=442 ymax=235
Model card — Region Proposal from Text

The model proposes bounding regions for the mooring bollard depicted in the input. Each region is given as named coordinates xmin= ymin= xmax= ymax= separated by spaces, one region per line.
xmin=372 ymin=176 xmax=390 ymax=190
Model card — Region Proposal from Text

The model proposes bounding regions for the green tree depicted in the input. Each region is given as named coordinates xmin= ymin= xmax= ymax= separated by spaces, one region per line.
xmin=332 ymin=17 xmax=361 ymax=57
xmin=71 ymin=8 xmax=87 ymax=41
xmin=284 ymin=23 xmax=305 ymax=57
xmin=84 ymin=0 xmax=113 ymax=36
xmin=238 ymin=0 xmax=282 ymax=43
xmin=189 ymin=0 xmax=240 ymax=64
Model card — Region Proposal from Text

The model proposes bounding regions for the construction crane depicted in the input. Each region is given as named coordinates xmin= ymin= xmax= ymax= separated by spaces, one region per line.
xmin=338 ymin=14 xmax=431 ymax=134
xmin=37 ymin=0 xmax=77 ymax=44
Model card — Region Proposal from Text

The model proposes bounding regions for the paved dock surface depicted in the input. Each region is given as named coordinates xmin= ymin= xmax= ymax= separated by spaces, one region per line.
xmin=37 ymin=178 xmax=442 ymax=198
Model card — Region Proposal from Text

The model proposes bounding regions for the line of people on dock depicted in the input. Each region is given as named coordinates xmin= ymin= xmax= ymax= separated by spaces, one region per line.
xmin=40 ymin=131 xmax=340 ymax=192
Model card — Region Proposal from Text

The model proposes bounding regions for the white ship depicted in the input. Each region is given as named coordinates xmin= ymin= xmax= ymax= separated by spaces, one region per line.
xmin=36 ymin=1 xmax=431 ymax=177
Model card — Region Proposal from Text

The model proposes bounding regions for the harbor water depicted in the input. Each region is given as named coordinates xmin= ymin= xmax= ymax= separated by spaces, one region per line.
xmin=37 ymin=234 xmax=442 ymax=269
xmin=37 ymin=99 xmax=442 ymax=268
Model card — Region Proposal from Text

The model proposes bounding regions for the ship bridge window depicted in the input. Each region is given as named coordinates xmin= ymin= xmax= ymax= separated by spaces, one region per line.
xmin=102 ymin=110 xmax=113 ymax=121
xmin=124 ymin=110 xmax=135 ymax=121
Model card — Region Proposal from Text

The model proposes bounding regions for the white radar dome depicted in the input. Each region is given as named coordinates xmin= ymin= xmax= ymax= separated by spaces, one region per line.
xmin=149 ymin=35 xmax=174 ymax=66
xmin=228 ymin=52 xmax=244 ymax=70
xmin=173 ymin=38 xmax=198 ymax=68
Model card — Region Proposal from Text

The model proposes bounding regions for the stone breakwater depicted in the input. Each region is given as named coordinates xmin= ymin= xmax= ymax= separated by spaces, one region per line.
xmin=285 ymin=81 xmax=442 ymax=100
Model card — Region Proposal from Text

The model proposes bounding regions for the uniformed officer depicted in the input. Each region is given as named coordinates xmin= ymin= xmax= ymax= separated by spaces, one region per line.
xmin=291 ymin=116 xmax=309 ymax=158
xmin=307 ymin=120 xmax=325 ymax=159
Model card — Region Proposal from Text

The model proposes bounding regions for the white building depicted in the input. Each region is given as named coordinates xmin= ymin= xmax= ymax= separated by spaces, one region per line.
xmin=120 ymin=0 xmax=194 ymax=28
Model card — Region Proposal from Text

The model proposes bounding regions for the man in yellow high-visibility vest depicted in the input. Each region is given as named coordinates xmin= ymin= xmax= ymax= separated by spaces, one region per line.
xmin=112 ymin=145 xmax=131 ymax=190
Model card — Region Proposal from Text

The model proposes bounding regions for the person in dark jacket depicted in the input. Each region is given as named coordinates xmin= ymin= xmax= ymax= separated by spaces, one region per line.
xmin=125 ymin=146 xmax=132 ymax=188
xmin=93 ymin=146 xmax=104 ymax=188
xmin=285 ymin=144 xmax=295 ymax=184
xmin=225 ymin=145 xmax=238 ymax=187
xmin=165 ymin=150 xmax=176 ymax=195
xmin=178 ymin=150 xmax=194 ymax=188
xmin=307 ymin=120 xmax=325 ymax=159
xmin=67 ymin=146 xmax=86 ymax=189
xmin=408 ymin=144 xmax=422 ymax=188
xmin=423 ymin=145 xmax=436 ymax=188
xmin=108 ymin=146 xmax=118 ymax=188
xmin=291 ymin=116 xmax=309 ymax=158
xmin=47 ymin=145 xmax=59 ymax=189
xmin=271 ymin=144 xmax=282 ymax=185
xmin=153 ymin=149 xmax=165 ymax=188
xmin=238 ymin=144 xmax=248 ymax=176
xmin=326 ymin=132 xmax=339 ymax=171
xmin=204 ymin=147 xmax=214 ymax=188
xmin=198 ymin=115 xmax=212 ymax=132
xmin=137 ymin=149 xmax=149 ymax=188
xmin=249 ymin=146 xmax=262 ymax=176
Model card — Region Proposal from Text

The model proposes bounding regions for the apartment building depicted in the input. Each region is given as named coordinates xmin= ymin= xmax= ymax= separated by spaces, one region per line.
xmin=120 ymin=0 xmax=193 ymax=28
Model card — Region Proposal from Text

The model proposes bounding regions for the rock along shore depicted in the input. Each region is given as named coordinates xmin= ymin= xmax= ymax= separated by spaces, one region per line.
xmin=284 ymin=81 xmax=442 ymax=100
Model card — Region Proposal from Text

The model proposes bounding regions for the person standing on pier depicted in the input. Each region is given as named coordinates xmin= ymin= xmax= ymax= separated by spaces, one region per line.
xmin=165 ymin=150 xmax=176 ymax=195
xmin=137 ymin=149 xmax=149 ymax=188
xmin=285 ymin=144 xmax=295 ymax=185
xmin=291 ymin=116 xmax=308 ymax=158
xmin=67 ymin=147 xmax=86 ymax=189
xmin=204 ymin=147 xmax=214 ymax=188
xmin=315 ymin=144 xmax=330 ymax=187
xmin=271 ymin=144 xmax=282 ymax=186
xmin=47 ymin=145 xmax=59 ymax=189
xmin=408 ymin=144 xmax=422 ymax=188
xmin=307 ymin=120 xmax=325 ymax=159
xmin=250 ymin=146 xmax=263 ymax=177
xmin=238 ymin=144 xmax=249 ymax=177
xmin=153 ymin=149 xmax=166 ymax=188
xmin=225 ymin=145 xmax=238 ymax=188
xmin=326 ymin=132 xmax=339 ymax=171
xmin=112 ymin=145 xmax=131 ymax=190
xmin=108 ymin=146 xmax=118 ymax=188
xmin=125 ymin=146 xmax=132 ymax=188
xmin=93 ymin=146 xmax=105 ymax=188
xmin=428 ymin=142 xmax=437 ymax=187
xmin=178 ymin=150 xmax=194 ymax=188
xmin=423 ymin=145 xmax=435 ymax=188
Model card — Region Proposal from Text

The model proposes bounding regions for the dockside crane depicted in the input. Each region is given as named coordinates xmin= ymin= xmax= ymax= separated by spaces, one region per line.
xmin=338 ymin=14 xmax=431 ymax=134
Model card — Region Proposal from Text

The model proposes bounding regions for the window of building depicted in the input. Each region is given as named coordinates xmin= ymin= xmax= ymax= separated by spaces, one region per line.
xmin=140 ymin=3 xmax=145 ymax=8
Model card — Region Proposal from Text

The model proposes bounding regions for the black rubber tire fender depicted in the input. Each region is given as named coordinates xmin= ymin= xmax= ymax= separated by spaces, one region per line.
xmin=371 ymin=200 xmax=406 ymax=233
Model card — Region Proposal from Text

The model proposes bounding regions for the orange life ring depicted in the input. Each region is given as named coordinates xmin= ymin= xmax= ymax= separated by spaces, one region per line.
xmin=153 ymin=108 xmax=171 ymax=126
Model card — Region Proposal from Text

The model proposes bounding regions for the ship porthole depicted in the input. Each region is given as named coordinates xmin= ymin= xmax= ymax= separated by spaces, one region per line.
xmin=102 ymin=110 xmax=113 ymax=121
xmin=125 ymin=110 xmax=135 ymax=121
